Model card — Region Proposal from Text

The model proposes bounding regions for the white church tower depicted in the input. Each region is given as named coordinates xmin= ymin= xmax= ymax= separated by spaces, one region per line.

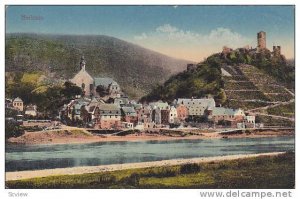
xmin=80 ymin=56 xmax=86 ymax=71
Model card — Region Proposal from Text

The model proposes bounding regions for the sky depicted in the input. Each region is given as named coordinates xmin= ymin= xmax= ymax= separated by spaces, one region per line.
xmin=6 ymin=5 xmax=295 ymax=62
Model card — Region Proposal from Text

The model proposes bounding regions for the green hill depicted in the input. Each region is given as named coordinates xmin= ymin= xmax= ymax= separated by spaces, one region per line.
xmin=5 ymin=33 xmax=191 ymax=99
xmin=141 ymin=47 xmax=295 ymax=111
xmin=140 ymin=54 xmax=226 ymax=105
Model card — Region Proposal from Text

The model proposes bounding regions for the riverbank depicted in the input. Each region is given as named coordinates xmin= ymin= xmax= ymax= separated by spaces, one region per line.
xmin=6 ymin=152 xmax=295 ymax=188
xmin=5 ymin=152 xmax=285 ymax=181
xmin=7 ymin=128 xmax=294 ymax=145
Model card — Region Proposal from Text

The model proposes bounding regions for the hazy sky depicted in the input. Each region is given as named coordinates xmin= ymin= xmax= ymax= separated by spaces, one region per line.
xmin=6 ymin=5 xmax=295 ymax=61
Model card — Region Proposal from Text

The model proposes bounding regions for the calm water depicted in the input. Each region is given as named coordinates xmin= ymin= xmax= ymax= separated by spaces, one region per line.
xmin=6 ymin=136 xmax=294 ymax=172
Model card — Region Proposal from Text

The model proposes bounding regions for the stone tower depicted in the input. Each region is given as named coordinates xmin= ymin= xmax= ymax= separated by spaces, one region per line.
xmin=257 ymin=31 xmax=266 ymax=50
xmin=80 ymin=56 xmax=86 ymax=71
xmin=273 ymin=46 xmax=281 ymax=56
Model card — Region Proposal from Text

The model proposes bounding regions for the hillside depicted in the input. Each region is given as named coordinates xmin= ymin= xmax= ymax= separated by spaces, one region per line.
xmin=142 ymin=47 xmax=295 ymax=126
xmin=5 ymin=33 xmax=191 ymax=99
xmin=141 ymin=54 xmax=226 ymax=105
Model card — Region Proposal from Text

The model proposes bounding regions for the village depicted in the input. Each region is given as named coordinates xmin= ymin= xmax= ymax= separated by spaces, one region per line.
xmin=5 ymin=55 xmax=258 ymax=132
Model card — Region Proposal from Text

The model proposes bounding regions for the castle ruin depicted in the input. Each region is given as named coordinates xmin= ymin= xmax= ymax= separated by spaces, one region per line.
xmin=257 ymin=31 xmax=266 ymax=51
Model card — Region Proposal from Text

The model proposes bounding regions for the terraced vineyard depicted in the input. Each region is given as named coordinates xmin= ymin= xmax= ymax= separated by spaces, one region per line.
xmin=222 ymin=64 xmax=294 ymax=127
xmin=223 ymin=64 xmax=293 ymax=108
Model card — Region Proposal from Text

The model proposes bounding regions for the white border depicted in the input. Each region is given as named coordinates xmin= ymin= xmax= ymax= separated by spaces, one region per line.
xmin=0 ymin=1 xmax=298 ymax=199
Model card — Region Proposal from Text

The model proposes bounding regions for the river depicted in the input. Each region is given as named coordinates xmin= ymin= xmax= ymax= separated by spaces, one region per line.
xmin=6 ymin=136 xmax=294 ymax=172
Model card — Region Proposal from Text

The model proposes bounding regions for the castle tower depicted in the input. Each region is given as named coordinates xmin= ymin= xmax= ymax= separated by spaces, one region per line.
xmin=80 ymin=56 xmax=86 ymax=71
xmin=273 ymin=46 xmax=281 ymax=56
xmin=257 ymin=31 xmax=266 ymax=50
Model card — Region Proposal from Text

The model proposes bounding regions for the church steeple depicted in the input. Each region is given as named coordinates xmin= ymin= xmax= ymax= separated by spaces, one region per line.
xmin=80 ymin=56 xmax=86 ymax=71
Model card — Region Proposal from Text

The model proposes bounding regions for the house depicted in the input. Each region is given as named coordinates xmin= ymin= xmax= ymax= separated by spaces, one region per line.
xmin=121 ymin=106 xmax=138 ymax=124
xmin=85 ymin=97 xmax=105 ymax=123
xmin=97 ymin=104 xmax=121 ymax=129
xmin=114 ymin=96 xmax=130 ymax=107
xmin=66 ymin=97 xmax=91 ymax=121
xmin=12 ymin=97 xmax=24 ymax=111
xmin=151 ymin=106 xmax=162 ymax=125
xmin=136 ymin=105 xmax=152 ymax=123
xmin=149 ymin=101 xmax=169 ymax=110
xmin=169 ymin=106 xmax=178 ymax=124
xmin=176 ymin=98 xmax=215 ymax=116
xmin=94 ymin=77 xmax=121 ymax=98
xmin=25 ymin=105 xmax=37 ymax=117
xmin=176 ymin=104 xmax=188 ymax=121
xmin=149 ymin=101 xmax=169 ymax=125
xmin=245 ymin=115 xmax=256 ymax=128
xmin=161 ymin=109 xmax=170 ymax=125
xmin=208 ymin=107 xmax=245 ymax=127
xmin=121 ymin=122 xmax=134 ymax=129
xmin=5 ymin=98 xmax=13 ymax=108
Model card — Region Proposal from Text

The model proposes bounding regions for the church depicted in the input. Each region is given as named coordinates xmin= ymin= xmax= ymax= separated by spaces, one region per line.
xmin=70 ymin=56 xmax=121 ymax=98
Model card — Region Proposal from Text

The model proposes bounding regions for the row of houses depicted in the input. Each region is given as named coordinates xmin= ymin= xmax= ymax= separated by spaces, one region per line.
xmin=59 ymin=96 xmax=255 ymax=129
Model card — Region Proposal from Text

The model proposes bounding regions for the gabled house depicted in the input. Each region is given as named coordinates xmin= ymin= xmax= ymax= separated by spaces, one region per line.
xmin=97 ymin=104 xmax=121 ymax=129
xmin=94 ymin=77 xmax=121 ymax=98
xmin=121 ymin=106 xmax=138 ymax=124
xmin=208 ymin=107 xmax=245 ymax=127
xmin=176 ymin=97 xmax=215 ymax=116
xmin=136 ymin=105 xmax=152 ymax=123
xmin=25 ymin=104 xmax=38 ymax=117
xmin=176 ymin=104 xmax=188 ymax=122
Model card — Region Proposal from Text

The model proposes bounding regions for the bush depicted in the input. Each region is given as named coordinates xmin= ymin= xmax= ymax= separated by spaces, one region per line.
xmin=121 ymin=173 xmax=140 ymax=187
xmin=5 ymin=119 xmax=24 ymax=139
xmin=96 ymin=174 xmax=116 ymax=184
xmin=180 ymin=163 xmax=201 ymax=174
xmin=143 ymin=167 xmax=177 ymax=178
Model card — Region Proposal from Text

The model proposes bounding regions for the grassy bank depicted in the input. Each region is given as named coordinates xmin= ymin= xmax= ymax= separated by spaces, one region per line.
xmin=6 ymin=152 xmax=294 ymax=189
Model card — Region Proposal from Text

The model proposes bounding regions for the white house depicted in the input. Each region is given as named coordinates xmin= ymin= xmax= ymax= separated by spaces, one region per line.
xmin=169 ymin=106 xmax=178 ymax=124
xmin=13 ymin=97 xmax=24 ymax=111
xmin=25 ymin=105 xmax=37 ymax=116
xmin=177 ymin=98 xmax=215 ymax=116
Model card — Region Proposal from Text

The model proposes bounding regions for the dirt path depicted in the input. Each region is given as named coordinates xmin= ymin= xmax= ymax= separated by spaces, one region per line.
xmin=6 ymin=152 xmax=285 ymax=181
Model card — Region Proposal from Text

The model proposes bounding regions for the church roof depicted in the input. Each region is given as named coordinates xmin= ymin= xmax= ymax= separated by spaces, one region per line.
xmin=94 ymin=77 xmax=119 ymax=88
xmin=70 ymin=69 xmax=94 ymax=82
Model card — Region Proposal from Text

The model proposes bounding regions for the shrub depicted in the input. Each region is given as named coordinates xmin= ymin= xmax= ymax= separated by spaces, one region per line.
xmin=143 ymin=167 xmax=177 ymax=178
xmin=121 ymin=173 xmax=140 ymax=187
xmin=180 ymin=163 xmax=201 ymax=174
xmin=5 ymin=119 xmax=24 ymax=139
xmin=97 ymin=174 xmax=116 ymax=184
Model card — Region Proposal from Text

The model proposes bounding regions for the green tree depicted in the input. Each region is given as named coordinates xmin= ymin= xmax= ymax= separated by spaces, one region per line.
xmin=96 ymin=85 xmax=109 ymax=97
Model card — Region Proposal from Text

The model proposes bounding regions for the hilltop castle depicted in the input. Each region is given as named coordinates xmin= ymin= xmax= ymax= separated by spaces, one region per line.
xmin=221 ymin=31 xmax=282 ymax=57
xmin=256 ymin=31 xmax=281 ymax=56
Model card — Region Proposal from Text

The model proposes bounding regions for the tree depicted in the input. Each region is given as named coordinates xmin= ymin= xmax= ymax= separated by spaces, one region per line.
xmin=62 ymin=81 xmax=82 ymax=98
xmin=96 ymin=85 xmax=109 ymax=97
xmin=5 ymin=119 xmax=24 ymax=139
xmin=80 ymin=105 xmax=89 ymax=124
